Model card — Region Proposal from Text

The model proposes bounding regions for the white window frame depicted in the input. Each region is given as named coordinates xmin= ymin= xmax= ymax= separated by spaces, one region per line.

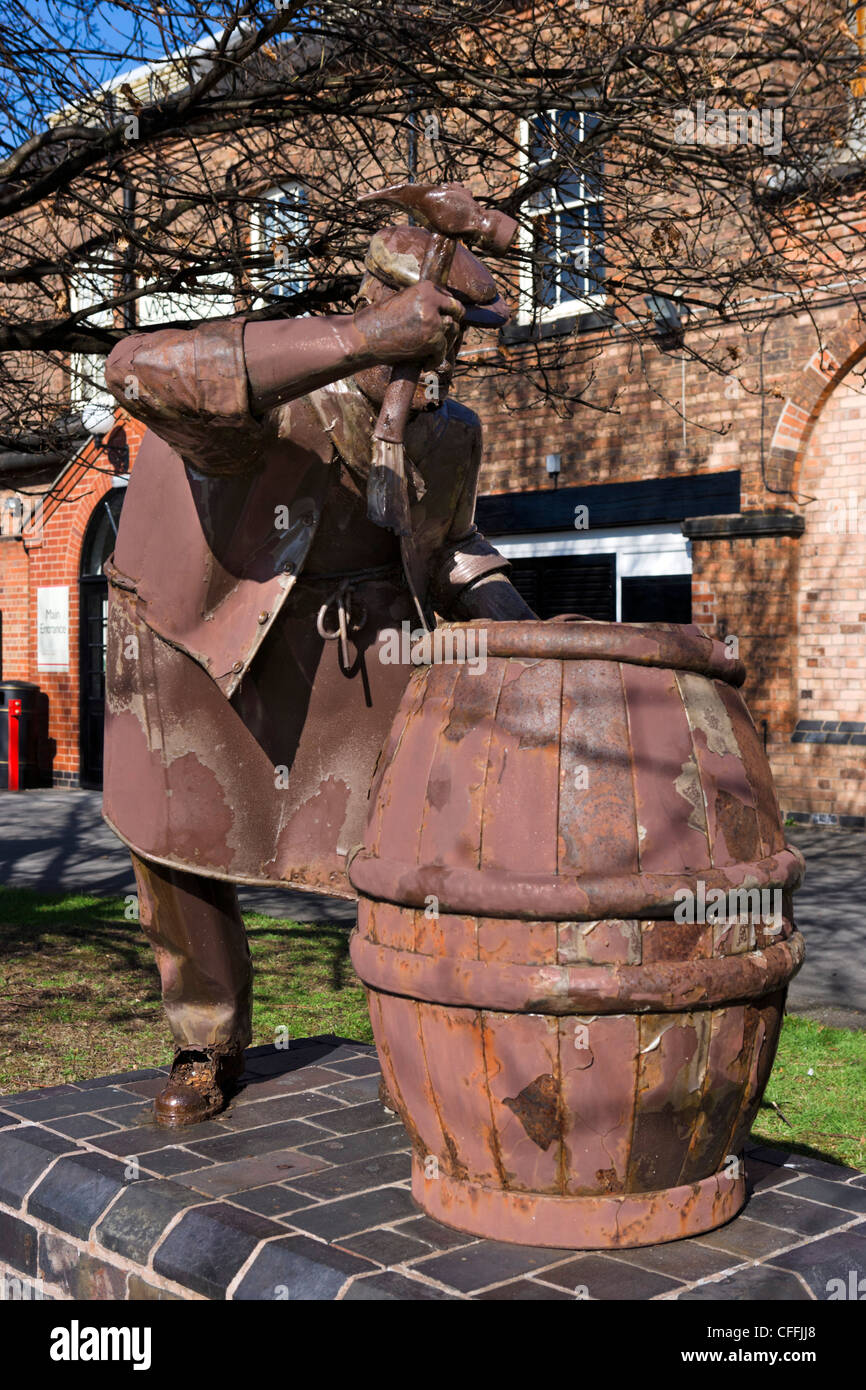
xmin=251 ymin=182 xmax=308 ymax=306
xmin=490 ymin=524 xmax=690 ymax=623
xmin=69 ymin=256 xmax=116 ymax=428
xmin=517 ymin=107 xmax=605 ymax=325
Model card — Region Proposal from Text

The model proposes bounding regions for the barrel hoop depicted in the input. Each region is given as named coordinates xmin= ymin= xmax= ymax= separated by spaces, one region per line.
xmin=413 ymin=1161 xmax=746 ymax=1249
xmin=349 ymin=928 xmax=805 ymax=1015
xmin=429 ymin=620 xmax=746 ymax=686
xmin=348 ymin=847 xmax=805 ymax=922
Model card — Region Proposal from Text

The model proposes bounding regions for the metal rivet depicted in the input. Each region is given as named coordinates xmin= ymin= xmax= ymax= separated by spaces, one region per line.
xmin=300 ymin=512 xmax=316 ymax=527
xmin=283 ymin=561 xmax=295 ymax=575
xmin=258 ymin=611 xmax=269 ymax=624
xmin=232 ymin=661 xmax=243 ymax=673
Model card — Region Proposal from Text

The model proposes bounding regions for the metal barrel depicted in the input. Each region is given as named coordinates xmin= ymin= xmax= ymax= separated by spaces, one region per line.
xmin=349 ymin=619 xmax=804 ymax=1249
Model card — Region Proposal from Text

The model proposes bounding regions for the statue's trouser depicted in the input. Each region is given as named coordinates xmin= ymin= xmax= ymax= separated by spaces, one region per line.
xmin=131 ymin=852 xmax=253 ymax=1058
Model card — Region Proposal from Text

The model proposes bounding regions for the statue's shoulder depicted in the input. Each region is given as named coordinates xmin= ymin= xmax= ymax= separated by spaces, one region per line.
xmin=441 ymin=397 xmax=482 ymax=445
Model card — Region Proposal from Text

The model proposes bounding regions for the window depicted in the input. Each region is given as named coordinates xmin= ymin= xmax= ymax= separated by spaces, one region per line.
xmin=252 ymin=182 xmax=308 ymax=304
xmin=491 ymin=524 xmax=691 ymax=623
xmin=69 ymin=256 xmax=116 ymax=430
xmin=519 ymin=109 xmax=604 ymax=323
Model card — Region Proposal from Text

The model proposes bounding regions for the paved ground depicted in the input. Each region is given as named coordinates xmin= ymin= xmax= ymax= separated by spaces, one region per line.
xmin=0 ymin=1038 xmax=863 ymax=1301
xmin=0 ymin=789 xmax=861 ymax=1025
xmin=0 ymin=789 xmax=355 ymax=924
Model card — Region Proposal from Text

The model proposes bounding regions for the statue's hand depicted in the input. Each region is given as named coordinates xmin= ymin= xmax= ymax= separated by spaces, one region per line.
xmin=353 ymin=282 xmax=464 ymax=366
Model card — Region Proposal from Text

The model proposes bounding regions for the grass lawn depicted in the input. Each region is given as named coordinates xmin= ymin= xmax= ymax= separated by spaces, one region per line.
xmin=0 ymin=887 xmax=863 ymax=1170
xmin=0 ymin=886 xmax=371 ymax=1092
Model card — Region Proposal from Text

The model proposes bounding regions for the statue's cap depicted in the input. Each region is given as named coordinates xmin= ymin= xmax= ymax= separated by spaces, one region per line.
xmin=364 ymin=224 xmax=510 ymax=328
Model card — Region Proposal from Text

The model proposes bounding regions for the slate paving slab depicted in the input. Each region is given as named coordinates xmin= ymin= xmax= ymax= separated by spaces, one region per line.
xmin=338 ymin=1225 xmax=434 ymax=1265
xmin=47 ymin=1114 xmax=123 ymax=1139
xmin=769 ymin=1224 xmax=866 ymax=1298
xmin=606 ymin=1237 xmax=740 ymax=1282
xmin=3 ymin=1086 xmax=138 ymax=1120
xmin=28 ymin=1150 xmax=131 ymax=1240
xmin=781 ymin=1176 xmax=866 ymax=1216
xmin=746 ymin=1188 xmax=858 ymax=1237
xmin=413 ymin=1239 xmax=574 ymax=1293
xmin=228 ymin=1185 xmax=314 ymax=1218
xmin=295 ymin=1122 xmax=411 ymax=1165
xmin=696 ymin=1216 xmax=800 ymax=1261
xmin=232 ymin=1234 xmax=372 ymax=1300
xmin=219 ymin=1092 xmax=339 ymax=1130
xmin=138 ymin=1146 xmax=216 ymax=1177
xmin=0 ymin=1037 xmax=862 ymax=1302
xmin=172 ymin=1148 xmax=329 ymax=1198
xmin=183 ymin=1118 xmax=327 ymax=1162
xmin=477 ymin=1277 xmax=577 ymax=1301
xmin=676 ymin=1265 xmax=813 ymax=1300
xmin=537 ymin=1253 xmax=683 ymax=1300
xmin=288 ymin=1149 xmax=413 ymax=1200
xmin=95 ymin=1179 xmax=204 ymax=1263
xmin=342 ymin=1270 xmax=456 ymax=1300
xmin=286 ymin=1184 xmax=419 ymax=1240
xmin=153 ymin=1202 xmax=286 ymax=1300
xmin=0 ymin=1126 xmax=76 ymax=1208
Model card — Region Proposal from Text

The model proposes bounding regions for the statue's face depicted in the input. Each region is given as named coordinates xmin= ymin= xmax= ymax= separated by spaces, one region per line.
xmin=353 ymin=280 xmax=463 ymax=412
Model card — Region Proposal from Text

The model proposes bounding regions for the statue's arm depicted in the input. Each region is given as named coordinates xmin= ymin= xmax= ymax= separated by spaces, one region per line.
xmin=104 ymin=286 xmax=463 ymax=476
xmin=431 ymin=415 xmax=536 ymax=621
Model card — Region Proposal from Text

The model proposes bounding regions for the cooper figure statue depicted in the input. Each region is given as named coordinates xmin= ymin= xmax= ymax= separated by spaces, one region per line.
xmin=101 ymin=181 xmax=535 ymax=1127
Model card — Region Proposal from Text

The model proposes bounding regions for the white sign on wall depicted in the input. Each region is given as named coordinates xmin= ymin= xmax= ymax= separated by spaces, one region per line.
xmin=37 ymin=586 xmax=70 ymax=673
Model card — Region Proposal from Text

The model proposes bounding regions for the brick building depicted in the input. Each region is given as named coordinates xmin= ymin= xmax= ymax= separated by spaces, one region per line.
xmin=0 ymin=37 xmax=864 ymax=825
xmin=0 ymin=419 xmax=144 ymax=785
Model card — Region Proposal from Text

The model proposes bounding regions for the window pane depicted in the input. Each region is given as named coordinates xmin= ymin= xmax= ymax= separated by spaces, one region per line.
xmin=532 ymin=213 xmax=559 ymax=309
xmin=261 ymin=184 xmax=307 ymax=299
xmin=582 ymin=113 xmax=604 ymax=199
xmin=529 ymin=113 xmax=554 ymax=166
xmin=557 ymin=211 xmax=588 ymax=304
xmin=585 ymin=202 xmax=605 ymax=296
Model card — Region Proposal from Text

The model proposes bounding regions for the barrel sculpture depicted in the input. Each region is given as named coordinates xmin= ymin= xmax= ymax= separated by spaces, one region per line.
xmin=348 ymin=620 xmax=805 ymax=1248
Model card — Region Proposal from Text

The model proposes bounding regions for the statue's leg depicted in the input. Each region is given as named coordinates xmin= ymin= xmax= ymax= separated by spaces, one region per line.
xmin=131 ymin=851 xmax=253 ymax=1127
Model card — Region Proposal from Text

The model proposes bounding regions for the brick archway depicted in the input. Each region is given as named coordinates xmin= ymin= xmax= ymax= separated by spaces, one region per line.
xmin=765 ymin=313 xmax=866 ymax=498
xmin=763 ymin=312 xmax=866 ymax=822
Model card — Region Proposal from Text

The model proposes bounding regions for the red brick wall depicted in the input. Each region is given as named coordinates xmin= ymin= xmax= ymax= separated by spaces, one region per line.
xmin=27 ymin=455 xmax=113 ymax=780
xmin=0 ymin=538 xmax=31 ymax=680
xmin=770 ymin=369 xmax=866 ymax=817
xmin=0 ymin=419 xmax=142 ymax=785
xmin=690 ymin=530 xmax=799 ymax=764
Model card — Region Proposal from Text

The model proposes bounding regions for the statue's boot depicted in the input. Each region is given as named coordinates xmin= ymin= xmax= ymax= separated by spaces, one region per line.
xmin=130 ymin=852 xmax=253 ymax=1128
xmin=154 ymin=1047 xmax=246 ymax=1127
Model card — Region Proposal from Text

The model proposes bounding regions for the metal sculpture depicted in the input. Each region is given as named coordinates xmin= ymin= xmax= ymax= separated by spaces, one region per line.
xmin=102 ymin=182 xmax=534 ymax=1126
xmin=348 ymin=619 xmax=805 ymax=1247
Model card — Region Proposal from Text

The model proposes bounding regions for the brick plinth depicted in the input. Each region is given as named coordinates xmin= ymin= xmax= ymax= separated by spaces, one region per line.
xmin=1 ymin=1038 xmax=864 ymax=1301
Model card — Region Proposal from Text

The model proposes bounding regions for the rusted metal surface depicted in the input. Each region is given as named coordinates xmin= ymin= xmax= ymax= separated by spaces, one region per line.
xmin=102 ymin=233 xmax=529 ymax=896
xmin=101 ymin=183 xmax=533 ymax=1080
xmin=350 ymin=619 xmax=804 ymax=1248
xmin=414 ymin=1166 xmax=746 ymax=1250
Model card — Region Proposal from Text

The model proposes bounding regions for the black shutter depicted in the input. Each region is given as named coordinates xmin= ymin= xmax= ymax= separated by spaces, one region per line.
xmin=507 ymin=555 xmax=616 ymax=621
xmin=621 ymin=575 xmax=692 ymax=624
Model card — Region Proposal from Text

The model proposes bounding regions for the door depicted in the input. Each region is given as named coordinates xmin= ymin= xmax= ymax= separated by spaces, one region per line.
xmin=79 ymin=488 xmax=125 ymax=787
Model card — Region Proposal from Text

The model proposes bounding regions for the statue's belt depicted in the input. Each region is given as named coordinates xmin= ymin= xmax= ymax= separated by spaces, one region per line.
xmin=303 ymin=562 xmax=405 ymax=668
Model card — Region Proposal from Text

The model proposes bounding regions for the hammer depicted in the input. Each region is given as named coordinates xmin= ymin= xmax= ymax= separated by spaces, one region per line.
xmin=357 ymin=183 xmax=517 ymax=562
